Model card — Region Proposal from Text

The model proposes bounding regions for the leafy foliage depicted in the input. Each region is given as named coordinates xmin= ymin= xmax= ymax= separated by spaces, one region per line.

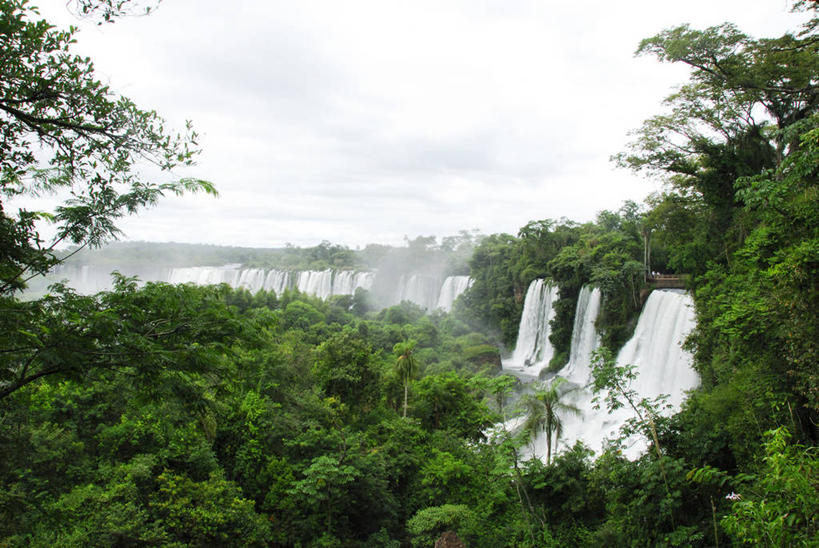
xmin=0 ymin=0 xmax=215 ymax=294
xmin=1 ymin=3 xmax=818 ymax=547
xmin=721 ymin=427 xmax=819 ymax=546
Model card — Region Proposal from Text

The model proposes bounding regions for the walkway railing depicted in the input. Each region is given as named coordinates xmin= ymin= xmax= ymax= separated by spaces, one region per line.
xmin=646 ymin=273 xmax=689 ymax=289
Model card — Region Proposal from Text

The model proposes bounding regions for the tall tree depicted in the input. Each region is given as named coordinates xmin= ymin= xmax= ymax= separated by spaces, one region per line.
xmin=520 ymin=378 xmax=580 ymax=464
xmin=614 ymin=18 xmax=818 ymax=270
xmin=0 ymin=0 xmax=214 ymax=295
xmin=394 ymin=339 xmax=418 ymax=418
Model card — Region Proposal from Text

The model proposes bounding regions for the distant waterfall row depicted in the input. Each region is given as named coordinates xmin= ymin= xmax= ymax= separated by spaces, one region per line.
xmin=167 ymin=267 xmax=470 ymax=310
xmin=503 ymin=279 xmax=699 ymax=458
xmin=167 ymin=266 xmax=375 ymax=300
xmin=47 ymin=264 xmax=471 ymax=312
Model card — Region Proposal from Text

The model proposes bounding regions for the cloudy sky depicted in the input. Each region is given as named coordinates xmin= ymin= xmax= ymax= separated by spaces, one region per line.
xmin=35 ymin=0 xmax=807 ymax=248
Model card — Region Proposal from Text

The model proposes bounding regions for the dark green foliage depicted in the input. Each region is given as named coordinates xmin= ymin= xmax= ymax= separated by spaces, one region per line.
xmin=0 ymin=279 xmax=530 ymax=546
xmin=459 ymin=233 xmax=522 ymax=347
xmin=721 ymin=427 xmax=819 ymax=546
xmin=0 ymin=276 xmax=250 ymax=401
xmin=2 ymin=2 xmax=818 ymax=546
xmin=412 ymin=372 xmax=495 ymax=441
xmin=407 ymin=504 xmax=478 ymax=547
xmin=313 ymin=328 xmax=381 ymax=411
xmin=522 ymin=444 xmax=603 ymax=544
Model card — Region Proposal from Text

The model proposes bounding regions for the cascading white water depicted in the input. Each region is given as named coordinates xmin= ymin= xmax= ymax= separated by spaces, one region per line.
xmin=332 ymin=271 xmax=356 ymax=296
xmin=49 ymin=264 xmax=113 ymax=294
xmin=237 ymin=268 xmax=267 ymax=293
xmin=297 ymin=270 xmax=334 ymax=299
xmin=525 ymin=289 xmax=699 ymax=460
xmin=559 ymin=286 xmax=602 ymax=385
xmin=393 ymin=274 xmax=441 ymax=311
xmin=168 ymin=264 xmax=243 ymax=286
xmin=295 ymin=270 xmax=374 ymax=298
xmin=502 ymin=279 xmax=559 ymax=378
xmin=41 ymin=264 xmax=171 ymax=295
xmin=330 ymin=271 xmax=374 ymax=296
xmin=38 ymin=264 xmax=448 ymax=309
xmin=263 ymin=270 xmax=292 ymax=296
xmin=354 ymin=272 xmax=375 ymax=292
xmin=615 ymin=290 xmax=699 ymax=409
xmin=435 ymin=276 xmax=472 ymax=312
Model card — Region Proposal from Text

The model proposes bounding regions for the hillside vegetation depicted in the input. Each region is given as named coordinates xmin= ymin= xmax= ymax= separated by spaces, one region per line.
xmin=1 ymin=1 xmax=817 ymax=545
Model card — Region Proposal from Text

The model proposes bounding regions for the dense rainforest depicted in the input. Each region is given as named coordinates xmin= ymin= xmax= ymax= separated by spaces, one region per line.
xmin=1 ymin=0 xmax=818 ymax=546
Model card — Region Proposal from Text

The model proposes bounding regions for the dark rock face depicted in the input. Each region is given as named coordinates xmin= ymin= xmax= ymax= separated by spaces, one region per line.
xmin=434 ymin=530 xmax=465 ymax=548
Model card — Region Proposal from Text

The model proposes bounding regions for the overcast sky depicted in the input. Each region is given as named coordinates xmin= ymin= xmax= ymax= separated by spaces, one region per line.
xmin=33 ymin=0 xmax=807 ymax=248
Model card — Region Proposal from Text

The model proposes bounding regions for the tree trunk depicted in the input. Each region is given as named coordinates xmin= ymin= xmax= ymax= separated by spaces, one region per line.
xmin=546 ymin=433 xmax=552 ymax=465
xmin=403 ymin=380 xmax=408 ymax=418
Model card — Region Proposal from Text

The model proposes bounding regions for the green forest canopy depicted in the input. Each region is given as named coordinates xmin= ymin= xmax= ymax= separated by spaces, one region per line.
xmin=1 ymin=1 xmax=817 ymax=545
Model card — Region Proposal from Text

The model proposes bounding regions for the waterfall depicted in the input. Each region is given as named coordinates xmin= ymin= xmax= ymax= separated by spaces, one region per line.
xmin=524 ymin=289 xmax=699 ymax=460
xmin=393 ymin=274 xmax=441 ymax=311
xmin=168 ymin=264 xmax=243 ymax=286
xmin=354 ymin=272 xmax=375 ymax=292
xmin=502 ymin=279 xmax=559 ymax=378
xmin=615 ymin=289 xmax=699 ymax=409
xmin=37 ymin=264 xmax=444 ymax=308
xmin=330 ymin=271 xmax=374 ymax=296
xmin=558 ymin=286 xmax=602 ymax=385
xmin=332 ymin=270 xmax=356 ymax=296
xmin=435 ymin=276 xmax=472 ymax=312
xmin=263 ymin=270 xmax=292 ymax=296
xmin=42 ymin=264 xmax=170 ymax=294
xmin=293 ymin=270 xmax=374 ymax=298
xmin=296 ymin=270 xmax=334 ymax=299
xmin=237 ymin=268 xmax=267 ymax=293
xmin=50 ymin=264 xmax=112 ymax=294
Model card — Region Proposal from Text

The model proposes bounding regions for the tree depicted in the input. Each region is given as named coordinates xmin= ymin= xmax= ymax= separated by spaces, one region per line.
xmin=313 ymin=328 xmax=380 ymax=411
xmin=613 ymin=7 xmax=819 ymax=454
xmin=407 ymin=504 xmax=477 ymax=548
xmin=412 ymin=372 xmax=494 ymax=441
xmin=590 ymin=348 xmax=669 ymax=459
xmin=394 ymin=339 xmax=418 ymax=418
xmin=62 ymin=1 xmax=162 ymax=23
xmin=614 ymin=19 xmax=818 ymax=270
xmin=520 ymin=378 xmax=580 ymax=465
xmin=289 ymin=454 xmax=360 ymax=540
xmin=0 ymin=277 xmax=252 ymax=401
xmin=721 ymin=427 xmax=819 ymax=546
xmin=618 ymin=21 xmax=818 ymax=175
xmin=590 ymin=347 xmax=677 ymax=518
xmin=1 ymin=0 xmax=215 ymax=295
xmin=486 ymin=374 xmax=517 ymax=422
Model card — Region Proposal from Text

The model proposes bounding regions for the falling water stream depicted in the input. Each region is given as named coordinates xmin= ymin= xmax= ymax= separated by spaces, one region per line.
xmin=501 ymin=279 xmax=559 ymax=379
xmin=42 ymin=264 xmax=470 ymax=309
xmin=503 ymin=281 xmax=699 ymax=459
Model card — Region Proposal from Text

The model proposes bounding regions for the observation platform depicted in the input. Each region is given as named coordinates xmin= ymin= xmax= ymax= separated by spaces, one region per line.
xmin=646 ymin=274 xmax=689 ymax=289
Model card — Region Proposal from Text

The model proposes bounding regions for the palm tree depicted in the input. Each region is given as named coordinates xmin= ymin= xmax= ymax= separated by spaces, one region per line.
xmin=394 ymin=339 xmax=418 ymax=418
xmin=520 ymin=377 xmax=580 ymax=464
